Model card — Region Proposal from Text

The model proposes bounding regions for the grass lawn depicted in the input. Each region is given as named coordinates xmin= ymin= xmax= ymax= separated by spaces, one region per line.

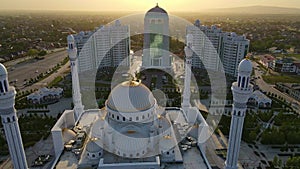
xmin=262 ymin=75 xmax=300 ymax=84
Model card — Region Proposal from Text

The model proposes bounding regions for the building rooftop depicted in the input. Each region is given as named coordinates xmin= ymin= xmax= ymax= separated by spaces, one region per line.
xmin=53 ymin=107 xmax=210 ymax=169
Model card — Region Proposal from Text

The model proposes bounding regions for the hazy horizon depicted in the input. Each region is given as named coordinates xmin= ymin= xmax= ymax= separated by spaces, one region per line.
xmin=0 ymin=0 xmax=300 ymax=12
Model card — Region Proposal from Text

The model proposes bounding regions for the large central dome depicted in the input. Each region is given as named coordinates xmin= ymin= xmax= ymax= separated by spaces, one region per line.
xmin=106 ymin=81 xmax=156 ymax=113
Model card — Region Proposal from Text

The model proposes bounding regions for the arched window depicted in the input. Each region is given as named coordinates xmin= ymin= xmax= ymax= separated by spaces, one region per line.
xmin=136 ymin=116 xmax=139 ymax=121
xmin=0 ymin=81 xmax=4 ymax=93
xmin=117 ymin=116 xmax=119 ymax=120
xmin=123 ymin=117 xmax=125 ymax=121
xmin=112 ymin=114 xmax=115 ymax=119
xmin=92 ymin=154 xmax=95 ymax=158
xmin=7 ymin=117 xmax=10 ymax=123
xmin=241 ymin=77 xmax=245 ymax=88
xmin=246 ymin=77 xmax=249 ymax=88
xmin=69 ymin=44 xmax=73 ymax=49
xmin=3 ymin=80 xmax=8 ymax=92
xmin=238 ymin=76 xmax=241 ymax=87
xmin=12 ymin=116 xmax=16 ymax=122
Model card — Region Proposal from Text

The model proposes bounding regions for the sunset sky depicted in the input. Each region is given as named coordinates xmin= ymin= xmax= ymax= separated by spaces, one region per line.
xmin=0 ymin=0 xmax=300 ymax=11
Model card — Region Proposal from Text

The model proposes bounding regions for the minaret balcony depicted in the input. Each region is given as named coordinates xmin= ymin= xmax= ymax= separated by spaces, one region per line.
xmin=231 ymin=82 xmax=253 ymax=93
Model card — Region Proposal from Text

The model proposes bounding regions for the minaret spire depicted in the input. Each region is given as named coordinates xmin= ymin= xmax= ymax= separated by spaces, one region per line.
xmin=67 ymin=35 xmax=84 ymax=121
xmin=225 ymin=59 xmax=253 ymax=169
xmin=0 ymin=63 xmax=28 ymax=169
xmin=182 ymin=34 xmax=193 ymax=122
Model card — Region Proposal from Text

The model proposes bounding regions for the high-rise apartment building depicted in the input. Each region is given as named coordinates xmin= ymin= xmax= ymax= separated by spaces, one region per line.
xmin=186 ymin=20 xmax=250 ymax=77
xmin=73 ymin=20 xmax=130 ymax=73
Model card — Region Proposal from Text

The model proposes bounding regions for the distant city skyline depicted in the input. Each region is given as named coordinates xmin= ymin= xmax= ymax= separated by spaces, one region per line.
xmin=0 ymin=0 xmax=300 ymax=11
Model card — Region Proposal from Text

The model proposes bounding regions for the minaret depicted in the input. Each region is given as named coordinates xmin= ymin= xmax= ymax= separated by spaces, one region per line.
xmin=67 ymin=35 xmax=84 ymax=121
xmin=0 ymin=63 xmax=28 ymax=169
xmin=182 ymin=34 xmax=193 ymax=122
xmin=225 ymin=59 xmax=253 ymax=169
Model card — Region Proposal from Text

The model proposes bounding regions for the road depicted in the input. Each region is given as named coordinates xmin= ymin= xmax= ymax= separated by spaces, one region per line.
xmin=6 ymin=50 xmax=68 ymax=91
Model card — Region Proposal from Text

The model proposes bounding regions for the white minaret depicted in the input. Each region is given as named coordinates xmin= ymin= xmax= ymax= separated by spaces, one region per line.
xmin=182 ymin=34 xmax=193 ymax=122
xmin=225 ymin=59 xmax=253 ymax=169
xmin=67 ymin=35 xmax=84 ymax=121
xmin=0 ymin=63 xmax=28 ymax=169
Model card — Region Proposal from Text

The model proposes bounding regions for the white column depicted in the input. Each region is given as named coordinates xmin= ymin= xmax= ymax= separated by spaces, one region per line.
xmin=0 ymin=63 xmax=28 ymax=169
xmin=70 ymin=59 xmax=84 ymax=120
xmin=182 ymin=34 xmax=193 ymax=122
xmin=225 ymin=109 xmax=245 ymax=169
xmin=225 ymin=59 xmax=253 ymax=169
xmin=67 ymin=35 xmax=84 ymax=121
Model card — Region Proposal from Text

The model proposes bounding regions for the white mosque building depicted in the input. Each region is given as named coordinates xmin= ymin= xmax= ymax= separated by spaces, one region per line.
xmin=0 ymin=5 xmax=254 ymax=169
xmin=50 ymin=30 xmax=211 ymax=168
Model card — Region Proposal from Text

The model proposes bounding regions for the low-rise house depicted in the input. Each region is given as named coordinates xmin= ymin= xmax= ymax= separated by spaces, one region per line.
xmin=27 ymin=87 xmax=63 ymax=104
xmin=260 ymin=55 xmax=275 ymax=68
xmin=248 ymin=90 xmax=272 ymax=108
xmin=276 ymin=83 xmax=300 ymax=101
xmin=272 ymin=58 xmax=296 ymax=73
xmin=294 ymin=62 xmax=300 ymax=75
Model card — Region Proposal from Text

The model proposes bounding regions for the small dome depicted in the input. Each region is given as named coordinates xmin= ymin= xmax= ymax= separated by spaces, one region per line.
xmin=86 ymin=138 xmax=102 ymax=153
xmin=67 ymin=34 xmax=75 ymax=42
xmin=0 ymin=63 xmax=8 ymax=77
xmin=147 ymin=4 xmax=168 ymax=14
xmin=194 ymin=20 xmax=201 ymax=27
xmin=238 ymin=59 xmax=252 ymax=74
xmin=62 ymin=128 xmax=76 ymax=143
xmin=107 ymin=81 xmax=155 ymax=113
xmin=115 ymin=20 xmax=121 ymax=26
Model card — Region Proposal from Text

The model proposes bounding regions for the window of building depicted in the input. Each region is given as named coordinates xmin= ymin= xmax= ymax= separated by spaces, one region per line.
xmin=3 ymin=80 xmax=8 ymax=92
xmin=0 ymin=82 xmax=3 ymax=93
xmin=241 ymin=77 xmax=245 ymax=88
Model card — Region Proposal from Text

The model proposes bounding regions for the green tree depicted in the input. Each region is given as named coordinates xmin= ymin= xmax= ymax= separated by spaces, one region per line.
xmin=27 ymin=49 xmax=39 ymax=56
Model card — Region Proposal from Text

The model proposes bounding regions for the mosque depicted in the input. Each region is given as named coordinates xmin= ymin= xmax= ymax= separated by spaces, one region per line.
xmin=0 ymin=4 xmax=253 ymax=169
